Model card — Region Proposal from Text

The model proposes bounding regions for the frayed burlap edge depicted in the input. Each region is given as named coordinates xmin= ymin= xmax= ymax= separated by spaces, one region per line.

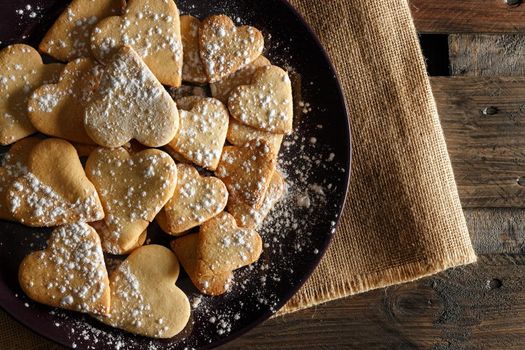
xmin=277 ymin=248 xmax=477 ymax=316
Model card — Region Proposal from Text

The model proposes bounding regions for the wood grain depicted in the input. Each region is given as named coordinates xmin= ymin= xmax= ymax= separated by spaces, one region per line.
xmin=465 ymin=208 xmax=525 ymax=254
xmin=449 ymin=34 xmax=525 ymax=76
xmin=224 ymin=255 xmax=525 ymax=349
xmin=410 ymin=0 xmax=525 ymax=34
xmin=431 ymin=77 xmax=525 ymax=208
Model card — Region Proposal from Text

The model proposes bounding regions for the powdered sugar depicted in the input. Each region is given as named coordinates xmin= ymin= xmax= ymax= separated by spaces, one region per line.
xmin=15 ymin=4 xmax=43 ymax=20
xmin=8 ymin=171 xmax=103 ymax=226
xmin=169 ymin=98 xmax=229 ymax=170
xmin=84 ymin=46 xmax=179 ymax=148
xmin=20 ymin=223 xmax=109 ymax=314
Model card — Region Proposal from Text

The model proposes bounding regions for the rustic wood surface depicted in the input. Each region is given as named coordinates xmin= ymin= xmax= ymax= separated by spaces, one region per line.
xmin=449 ymin=35 xmax=525 ymax=76
xmin=410 ymin=0 xmax=525 ymax=33
xmin=431 ymin=76 xmax=525 ymax=208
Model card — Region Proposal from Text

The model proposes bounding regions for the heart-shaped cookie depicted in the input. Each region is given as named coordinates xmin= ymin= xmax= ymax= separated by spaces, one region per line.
xmin=98 ymin=245 xmax=190 ymax=338
xmin=197 ymin=212 xmax=263 ymax=276
xmin=84 ymin=45 xmax=179 ymax=148
xmin=167 ymin=97 xmax=229 ymax=170
xmin=85 ymin=147 xmax=177 ymax=254
xmin=228 ymin=65 xmax=293 ymax=134
xmin=227 ymin=118 xmax=284 ymax=156
xmin=90 ymin=221 xmax=149 ymax=253
xmin=227 ymin=171 xmax=286 ymax=229
xmin=181 ymin=15 xmax=207 ymax=84
xmin=28 ymin=58 xmax=101 ymax=144
xmin=91 ymin=0 xmax=183 ymax=87
xmin=0 ymin=137 xmax=41 ymax=220
xmin=210 ymin=55 xmax=270 ymax=103
xmin=0 ymin=44 xmax=63 ymax=145
xmin=39 ymin=0 xmax=124 ymax=61
xmin=199 ymin=15 xmax=264 ymax=83
xmin=7 ymin=138 xmax=104 ymax=227
xmin=160 ymin=164 xmax=228 ymax=236
xmin=215 ymin=139 xmax=276 ymax=209
xmin=19 ymin=223 xmax=110 ymax=316
xmin=171 ymin=234 xmax=232 ymax=296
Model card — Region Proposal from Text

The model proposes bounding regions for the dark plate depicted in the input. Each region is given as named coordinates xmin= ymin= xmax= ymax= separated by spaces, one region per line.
xmin=0 ymin=1 xmax=351 ymax=349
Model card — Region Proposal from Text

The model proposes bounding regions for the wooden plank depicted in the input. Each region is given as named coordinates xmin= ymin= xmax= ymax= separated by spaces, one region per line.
xmin=431 ymin=76 xmax=525 ymax=208
xmin=449 ymin=34 xmax=525 ymax=76
xmin=465 ymin=208 xmax=525 ymax=254
xmin=225 ymin=255 xmax=525 ymax=349
xmin=410 ymin=0 xmax=525 ymax=34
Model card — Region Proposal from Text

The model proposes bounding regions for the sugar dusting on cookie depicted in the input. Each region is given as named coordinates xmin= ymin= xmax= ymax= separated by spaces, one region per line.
xmin=90 ymin=0 xmax=183 ymax=87
xmin=84 ymin=46 xmax=179 ymax=148
xmin=18 ymin=223 xmax=110 ymax=315
xmin=86 ymin=148 xmax=177 ymax=254
xmin=39 ymin=0 xmax=123 ymax=61
xmin=200 ymin=15 xmax=264 ymax=82
xmin=8 ymin=172 xmax=103 ymax=226
xmin=168 ymin=98 xmax=229 ymax=171
xmin=163 ymin=164 xmax=228 ymax=234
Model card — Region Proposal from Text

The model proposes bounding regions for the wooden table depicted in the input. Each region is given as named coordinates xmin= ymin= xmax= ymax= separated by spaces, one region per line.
xmin=224 ymin=1 xmax=525 ymax=348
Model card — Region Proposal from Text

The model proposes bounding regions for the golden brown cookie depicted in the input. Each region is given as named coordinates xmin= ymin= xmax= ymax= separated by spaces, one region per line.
xmin=85 ymin=147 xmax=177 ymax=254
xmin=28 ymin=58 xmax=101 ymax=144
xmin=167 ymin=97 xmax=229 ymax=171
xmin=210 ymin=55 xmax=270 ymax=103
xmin=161 ymin=164 xmax=228 ymax=236
xmin=215 ymin=139 xmax=276 ymax=209
xmin=171 ymin=234 xmax=232 ymax=296
xmin=98 ymin=245 xmax=191 ymax=338
xmin=228 ymin=65 xmax=293 ymax=134
xmin=91 ymin=0 xmax=183 ymax=87
xmin=90 ymin=221 xmax=148 ymax=253
xmin=180 ymin=15 xmax=207 ymax=84
xmin=0 ymin=137 xmax=41 ymax=220
xmin=84 ymin=46 xmax=179 ymax=148
xmin=199 ymin=15 xmax=264 ymax=83
xmin=227 ymin=171 xmax=285 ymax=228
xmin=0 ymin=44 xmax=63 ymax=145
xmin=39 ymin=0 xmax=124 ymax=61
xmin=227 ymin=119 xmax=284 ymax=156
xmin=197 ymin=212 xmax=262 ymax=276
xmin=7 ymin=138 xmax=104 ymax=227
xmin=19 ymin=223 xmax=110 ymax=316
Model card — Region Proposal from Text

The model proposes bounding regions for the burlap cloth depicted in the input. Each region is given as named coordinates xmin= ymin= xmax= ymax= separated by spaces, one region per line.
xmin=0 ymin=0 xmax=477 ymax=348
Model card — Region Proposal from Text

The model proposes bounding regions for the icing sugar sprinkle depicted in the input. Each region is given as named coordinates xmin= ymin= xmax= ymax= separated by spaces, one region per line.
xmin=30 ymin=223 xmax=108 ymax=313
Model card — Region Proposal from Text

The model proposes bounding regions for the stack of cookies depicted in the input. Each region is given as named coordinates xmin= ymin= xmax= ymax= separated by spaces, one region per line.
xmin=0 ymin=0 xmax=292 ymax=339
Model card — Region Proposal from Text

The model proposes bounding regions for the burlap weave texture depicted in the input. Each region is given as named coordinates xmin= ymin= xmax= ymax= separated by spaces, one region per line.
xmin=280 ymin=0 xmax=477 ymax=313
